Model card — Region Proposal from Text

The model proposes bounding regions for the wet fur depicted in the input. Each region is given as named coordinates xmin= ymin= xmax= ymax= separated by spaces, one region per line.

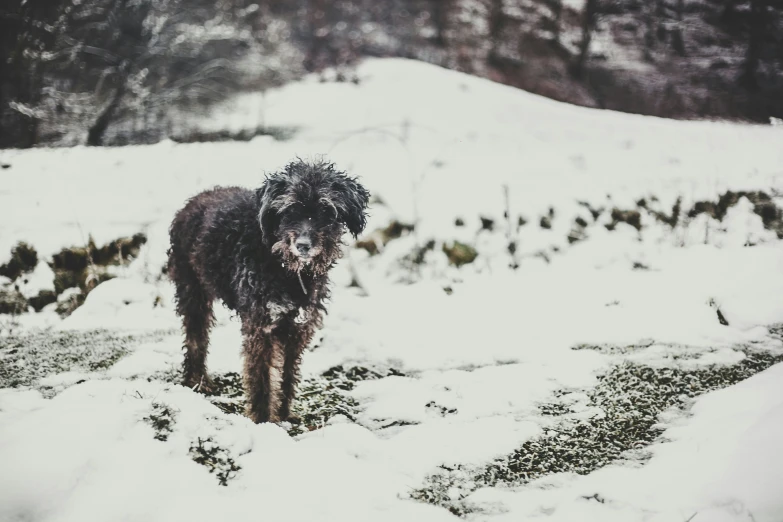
xmin=168 ymin=160 xmax=369 ymax=423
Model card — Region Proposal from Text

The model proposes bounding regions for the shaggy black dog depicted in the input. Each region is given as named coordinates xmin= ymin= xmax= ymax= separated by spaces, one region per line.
xmin=168 ymin=159 xmax=369 ymax=423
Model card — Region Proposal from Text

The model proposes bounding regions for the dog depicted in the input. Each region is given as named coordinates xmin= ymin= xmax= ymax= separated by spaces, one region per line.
xmin=167 ymin=159 xmax=369 ymax=423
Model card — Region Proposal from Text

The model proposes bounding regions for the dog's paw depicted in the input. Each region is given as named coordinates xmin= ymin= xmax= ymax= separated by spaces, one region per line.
xmin=184 ymin=374 xmax=217 ymax=395
xmin=283 ymin=413 xmax=302 ymax=425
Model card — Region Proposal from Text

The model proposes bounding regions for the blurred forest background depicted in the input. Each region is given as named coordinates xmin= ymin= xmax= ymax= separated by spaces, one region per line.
xmin=1 ymin=0 xmax=782 ymax=148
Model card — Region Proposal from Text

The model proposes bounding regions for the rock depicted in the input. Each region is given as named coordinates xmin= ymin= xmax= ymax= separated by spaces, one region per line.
xmin=442 ymin=241 xmax=478 ymax=267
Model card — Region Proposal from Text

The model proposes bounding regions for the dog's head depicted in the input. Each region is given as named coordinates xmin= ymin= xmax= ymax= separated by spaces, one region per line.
xmin=257 ymin=159 xmax=370 ymax=274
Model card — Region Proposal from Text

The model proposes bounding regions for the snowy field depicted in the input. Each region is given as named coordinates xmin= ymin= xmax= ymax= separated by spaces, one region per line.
xmin=1 ymin=58 xmax=783 ymax=522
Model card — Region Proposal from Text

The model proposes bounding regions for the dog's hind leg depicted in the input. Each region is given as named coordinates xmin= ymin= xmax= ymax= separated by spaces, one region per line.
xmin=170 ymin=253 xmax=216 ymax=394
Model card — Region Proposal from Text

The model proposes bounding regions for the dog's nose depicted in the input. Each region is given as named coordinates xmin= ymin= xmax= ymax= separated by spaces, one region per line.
xmin=295 ymin=238 xmax=311 ymax=256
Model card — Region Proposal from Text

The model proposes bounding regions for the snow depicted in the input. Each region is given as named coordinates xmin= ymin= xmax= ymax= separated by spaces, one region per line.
xmin=16 ymin=262 xmax=56 ymax=299
xmin=1 ymin=58 xmax=783 ymax=522
xmin=59 ymin=278 xmax=173 ymax=331
xmin=466 ymin=363 xmax=783 ymax=522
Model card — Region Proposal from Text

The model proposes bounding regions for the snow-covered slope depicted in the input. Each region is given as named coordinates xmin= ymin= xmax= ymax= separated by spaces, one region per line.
xmin=1 ymin=58 xmax=782 ymax=522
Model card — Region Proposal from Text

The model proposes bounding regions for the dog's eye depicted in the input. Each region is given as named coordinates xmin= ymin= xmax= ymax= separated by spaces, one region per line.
xmin=320 ymin=203 xmax=337 ymax=217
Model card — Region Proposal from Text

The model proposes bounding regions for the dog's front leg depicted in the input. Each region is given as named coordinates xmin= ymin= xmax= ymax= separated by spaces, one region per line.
xmin=278 ymin=337 xmax=306 ymax=424
xmin=279 ymin=311 xmax=320 ymax=423
xmin=241 ymin=324 xmax=285 ymax=424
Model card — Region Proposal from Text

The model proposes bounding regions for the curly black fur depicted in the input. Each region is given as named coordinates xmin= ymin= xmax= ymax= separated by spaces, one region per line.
xmin=168 ymin=159 xmax=369 ymax=423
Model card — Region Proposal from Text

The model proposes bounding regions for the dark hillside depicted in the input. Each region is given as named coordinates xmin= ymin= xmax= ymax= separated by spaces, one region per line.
xmin=2 ymin=0 xmax=781 ymax=147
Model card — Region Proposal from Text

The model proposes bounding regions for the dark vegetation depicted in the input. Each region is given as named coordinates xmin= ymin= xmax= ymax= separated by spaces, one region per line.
xmin=688 ymin=190 xmax=783 ymax=238
xmin=144 ymin=402 xmax=177 ymax=441
xmin=356 ymin=220 xmax=416 ymax=255
xmin=168 ymin=125 xmax=299 ymax=144
xmin=290 ymin=365 xmax=406 ymax=435
xmin=195 ymin=364 xmax=404 ymax=436
xmin=3 ymin=190 xmax=777 ymax=320
xmin=411 ymin=343 xmax=783 ymax=516
xmin=351 ymin=189 xmax=782 ymax=276
xmin=0 ymin=242 xmax=38 ymax=281
xmin=0 ymin=233 xmax=146 ymax=318
xmin=0 ymin=329 xmax=164 ymax=392
xmin=605 ymin=208 xmax=642 ymax=231
xmin=2 ymin=0 xmax=782 ymax=148
xmin=189 ymin=437 xmax=242 ymax=486
xmin=569 ymin=189 xmax=783 ymax=250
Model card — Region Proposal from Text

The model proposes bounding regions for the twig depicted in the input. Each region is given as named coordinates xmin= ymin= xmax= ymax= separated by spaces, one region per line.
xmin=503 ymin=184 xmax=520 ymax=269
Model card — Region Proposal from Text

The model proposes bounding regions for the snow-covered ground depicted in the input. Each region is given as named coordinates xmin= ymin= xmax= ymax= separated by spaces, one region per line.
xmin=1 ymin=58 xmax=782 ymax=522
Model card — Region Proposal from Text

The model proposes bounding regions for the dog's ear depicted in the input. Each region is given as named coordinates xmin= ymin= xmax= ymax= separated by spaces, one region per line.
xmin=256 ymin=174 xmax=287 ymax=243
xmin=332 ymin=175 xmax=370 ymax=238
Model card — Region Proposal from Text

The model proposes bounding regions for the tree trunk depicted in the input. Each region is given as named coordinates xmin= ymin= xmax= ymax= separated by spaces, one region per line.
xmin=740 ymin=0 xmax=765 ymax=90
xmin=721 ymin=0 xmax=737 ymax=23
xmin=304 ymin=0 xmax=327 ymax=71
xmin=87 ymin=83 xmax=125 ymax=146
xmin=643 ymin=0 xmax=656 ymax=61
xmin=573 ymin=0 xmax=598 ymax=78
xmin=488 ymin=0 xmax=505 ymax=58
xmin=671 ymin=0 xmax=686 ymax=56
xmin=432 ymin=0 xmax=451 ymax=47
xmin=551 ymin=0 xmax=563 ymax=43
xmin=655 ymin=0 xmax=667 ymax=42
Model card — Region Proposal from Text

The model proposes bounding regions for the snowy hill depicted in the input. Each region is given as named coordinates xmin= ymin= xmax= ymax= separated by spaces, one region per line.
xmin=1 ymin=58 xmax=783 ymax=522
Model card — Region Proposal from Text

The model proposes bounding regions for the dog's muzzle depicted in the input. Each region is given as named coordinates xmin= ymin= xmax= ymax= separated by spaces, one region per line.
xmin=292 ymin=236 xmax=313 ymax=260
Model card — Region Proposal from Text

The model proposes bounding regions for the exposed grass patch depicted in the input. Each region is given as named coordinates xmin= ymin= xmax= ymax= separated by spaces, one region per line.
xmin=144 ymin=402 xmax=177 ymax=441
xmin=0 ymin=330 xmax=167 ymax=391
xmin=768 ymin=323 xmax=783 ymax=341
xmin=200 ymin=365 xmax=404 ymax=435
xmin=289 ymin=365 xmax=404 ymax=436
xmin=411 ymin=347 xmax=783 ymax=516
xmin=189 ymin=437 xmax=241 ymax=486
xmin=425 ymin=400 xmax=458 ymax=417
xmin=571 ymin=339 xmax=656 ymax=356
xmin=207 ymin=372 xmax=247 ymax=416
xmin=538 ymin=389 xmax=574 ymax=416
